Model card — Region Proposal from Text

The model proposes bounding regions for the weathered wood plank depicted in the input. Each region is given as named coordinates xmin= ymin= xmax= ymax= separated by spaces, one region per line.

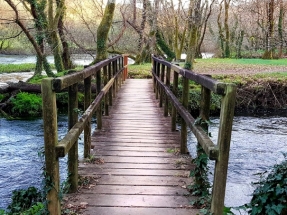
xmin=77 ymin=207 xmax=198 ymax=215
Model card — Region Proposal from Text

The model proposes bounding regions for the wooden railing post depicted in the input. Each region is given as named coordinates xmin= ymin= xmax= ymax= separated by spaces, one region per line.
xmin=152 ymin=59 xmax=156 ymax=93
xmin=103 ymin=65 xmax=109 ymax=115
xmin=171 ymin=71 xmax=178 ymax=131
xmin=84 ymin=76 xmax=91 ymax=158
xmin=68 ymin=83 xmax=78 ymax=192
xmin=113 ymin=61 xmax=118 ymax=93
xmin=181 ymin=76 xmax=189 ymax=154
xmin=42 ymin=78 xmax=60 ymax=214
xmin=211 ymin=84 xmax=236 ymax=215
xmin=164 ymin=67 xmax=171 ymax=117
xmin=112 ymin=61 xmax=117 ymax=97
xmin=108 ymin=62 xmax=113 ymax=105
xmin=159 ymin=64 xmax=165 ymax=107
xmin=156 ymin=62 xmax=160 ymax=100
xmin=123 ymin=54 xmax=128 ymax=80
xmin=96 ymin=69 xmax=102 ymax=129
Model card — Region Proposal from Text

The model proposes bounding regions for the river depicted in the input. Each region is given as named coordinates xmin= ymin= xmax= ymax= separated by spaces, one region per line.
xmin=0 ymin=115 xmax=286 ymax=210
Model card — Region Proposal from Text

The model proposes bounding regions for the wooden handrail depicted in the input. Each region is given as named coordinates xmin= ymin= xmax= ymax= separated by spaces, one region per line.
xmin=152 ymin=55 xmax=236 ymax=215
xmin=42 ymin=55 xmax=127 ymax=214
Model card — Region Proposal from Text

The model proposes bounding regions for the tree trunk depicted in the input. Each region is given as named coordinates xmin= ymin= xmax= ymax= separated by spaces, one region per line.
xmin=47 ymin=0 xmax=64 ymax=71
xmin=263 ymin=0 xmax=275 ymax=59
xmin=4 ymin=0 xmax=54 ymax=77
xmin=278 ymin=0 xmax=284 ymax=58
xmin=92 ymin=0 xmax=116 ymax=64
xmin=57 ymin=0 xmax=74 ymax=69
xmin=224 ymin=0 xmax=231 ymax=58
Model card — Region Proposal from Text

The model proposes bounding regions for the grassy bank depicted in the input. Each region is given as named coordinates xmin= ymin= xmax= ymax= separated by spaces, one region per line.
xmin=0 ymin=64 xmax=36 ymax=74
xmin=127 ymin=59 xmax=287 ymax=114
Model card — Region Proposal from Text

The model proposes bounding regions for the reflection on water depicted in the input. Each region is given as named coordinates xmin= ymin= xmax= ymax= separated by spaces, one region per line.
xmin=187 ymin=116 xmax=287 ymax=211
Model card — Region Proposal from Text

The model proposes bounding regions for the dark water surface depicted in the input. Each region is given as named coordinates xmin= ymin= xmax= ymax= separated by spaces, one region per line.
xmin=0 ymin=115 xmax=287 ymax=209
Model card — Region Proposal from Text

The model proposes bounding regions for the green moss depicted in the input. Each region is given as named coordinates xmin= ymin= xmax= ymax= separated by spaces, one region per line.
xmin=11 ymin=92 xmax=42 ymax=117
xmin=0 ymin=64 xmax=35 ymax=74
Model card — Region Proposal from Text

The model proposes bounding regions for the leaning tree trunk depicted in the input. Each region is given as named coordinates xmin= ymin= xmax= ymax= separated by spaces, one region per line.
xmin=57 ymin=0 xmax=73 ymax=69
xmin=47 ymin=0 xmax=64 ymax=72
xmin=4 ymin=0 xmax=54 ymax=77
xmin=92 ymin=0 xmax=116 ymax=64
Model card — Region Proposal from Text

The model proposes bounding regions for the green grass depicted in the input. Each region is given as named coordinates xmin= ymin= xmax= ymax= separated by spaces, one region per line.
xmin=196 ymin=58 xmax=287 ymax=66
xmin=0 ymin=64 xmax=36 ymax=74
xmin=128 ymin=63 xmax=152 ymax=78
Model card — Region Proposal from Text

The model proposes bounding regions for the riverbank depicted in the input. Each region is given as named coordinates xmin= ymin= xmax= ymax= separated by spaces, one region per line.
xmin=128 ymin=61 xmax=287 ymax=115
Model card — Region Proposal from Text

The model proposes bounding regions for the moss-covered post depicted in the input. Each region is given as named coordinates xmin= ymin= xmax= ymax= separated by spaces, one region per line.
xmin=164 ymin=67 xmax=171 ymax=117
xmin=112 ymin=61 xmax=117 ymax=97
xmin=68 ymin=83 xmax=78 ymax=192
xmin=103 ymin=65 xmax=109 ymax=115
xmin=171 ymin=71 xmax=178 ymax=131
xmin=159 ymin=64 xmax=165 ymax=107
xmin=42 ymin=78 xmax=60 ymax=214
xmin=155 ymin=62 xmax=160 ymax=100
xmin=108 ymin=62 xmax=113 ymax=105
xmin=96 ymin=69 xmax=102 ymax=129
xmin=84 ymin=76 xmax=91 ymax=158
xmin=196 ymin=85 xmax=211 ymax=186
xmin=152 ymin=59 xmax=156 ymax=93
xmin=211 ymin=84 xmax=236 ymax=215
xmin=181 ymin=76 xmax=189 ymax=154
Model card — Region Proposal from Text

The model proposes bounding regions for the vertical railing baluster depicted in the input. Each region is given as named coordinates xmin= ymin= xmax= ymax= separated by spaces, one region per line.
xmin=84 ymin=76 xmax=91 ymax=158
xmin=156 ymin=62 xmax=160 ymax=99
xmin=171 ymin=71 xmax=178 ymax=131
xmin=164 ymin=67 xmax=171 ymax=117
xmin=211 ymin=84 xmax=236 ymax=215
xmin=103 ymin=65 xmax=109 ymax=115
xmin=96 ymin=69 xmax=102 ymax=129
xmin=159 ymin=64 xmax=165 ymax=107
xmin=68 ymin=83 xmax=78 ymax=192
xmin=108 ymin=62 xmax=113 ymax=105
xmin=42 ymin=78 xmax=60 ymax=214
xmin=180 ymin=75 xmax=189 ymax=154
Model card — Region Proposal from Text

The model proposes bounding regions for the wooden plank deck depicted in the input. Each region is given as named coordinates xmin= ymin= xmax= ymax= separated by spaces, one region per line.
xmin=65 ymin=79 xmax=199 ymax=215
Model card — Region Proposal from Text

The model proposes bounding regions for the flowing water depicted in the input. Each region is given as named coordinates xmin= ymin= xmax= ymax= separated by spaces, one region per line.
xmin=187 ymin=115 xmax=287 ymax=212
xmin=0 ymin=115 xmax=286 ymax=209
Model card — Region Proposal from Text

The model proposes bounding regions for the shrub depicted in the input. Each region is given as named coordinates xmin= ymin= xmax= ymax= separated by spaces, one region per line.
xmin=11 ymin=92 xmax=42 ymax=117
xmin=246 ymin=156 xmax=287 ymax=215
xmin=7 ymin=187 xmax=43 ymax=214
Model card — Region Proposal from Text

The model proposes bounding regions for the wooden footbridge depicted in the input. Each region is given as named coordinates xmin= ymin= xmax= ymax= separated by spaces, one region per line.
xmin=42 ymin=55 xmax=236 ymax=215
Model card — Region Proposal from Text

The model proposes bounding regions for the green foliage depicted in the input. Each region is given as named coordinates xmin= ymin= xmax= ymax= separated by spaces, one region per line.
xmin=7 ymin=187 xmax=43 ymax=215
xmin=0 ymin=64 xmax=35 ymax=74
xmin=0 ymin=94 xmax=5 ymax=102
xmin=155 ymin=30 xmax=175 ymax=61
xmin=128 ymin=63 xmax=152 ymax=79
xmin=11 ymin=92 xmax=42 ymax=117
xmin=244 ymin=156 xmax=287 ymax=215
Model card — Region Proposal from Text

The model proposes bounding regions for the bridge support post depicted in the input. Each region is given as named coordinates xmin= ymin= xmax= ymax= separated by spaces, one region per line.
xmin=108 ymin=62 xmax=113 ymax=105
xmin=103 ymin=65 xmax=109 ymax=115
xmin=211 ymin=84 xmax=236 ymax=215
xmin=123 ymin=54 xmax=129 ymax=80
xmin=171 ymin=72 xmax=178 ymax=131
xmin=180 ymin=76 xmax=189 ymax=154
xmin=68 ymin=83 xmax=78 ymax=192
xmin=84 ymin=77 xmax=91 ymax=158
xmin=96 ymin=69 xmax=102 ymax=129
xmin=159 ymin=65 xmax=165 ymax=108
xmin=164 ymin=67 xmax=171 ymax=117
xmin=41 ymin=78 xmax=60 ymax=215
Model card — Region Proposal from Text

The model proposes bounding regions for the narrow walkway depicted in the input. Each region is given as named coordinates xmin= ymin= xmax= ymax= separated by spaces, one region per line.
xmin=70 ymin=79 xmax=199 ymax=215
